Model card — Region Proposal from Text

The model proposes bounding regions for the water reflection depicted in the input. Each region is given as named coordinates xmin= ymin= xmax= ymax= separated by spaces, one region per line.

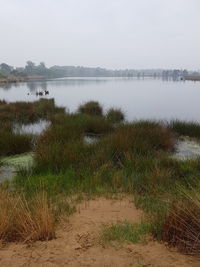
xmin=0 ymin=77 xmax=179 ymax=93
xmin=0 ymin=82 xmax=22 ymax=90
xmin=0 ymin=77 xmax=200 ymax=122
xmin=161 ymin=76 xmax=185 ymax=82
xmin=0 ymin=78 xmax=112 ymax=96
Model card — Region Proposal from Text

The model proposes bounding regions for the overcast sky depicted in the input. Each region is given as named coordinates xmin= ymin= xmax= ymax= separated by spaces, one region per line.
xmin=0 ymin=0 xmax=199 ymax=69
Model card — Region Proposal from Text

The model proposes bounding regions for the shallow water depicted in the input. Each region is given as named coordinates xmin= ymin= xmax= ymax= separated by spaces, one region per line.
xmin=0 ymin=153 xmax=34 ymax=182
xmin=1 ymin=77 xmax=200 ymax=122
xmin=174 ymin=139 xmax=200 ymax=160
xmin=14 ymin=120 xmax=50 ymax=135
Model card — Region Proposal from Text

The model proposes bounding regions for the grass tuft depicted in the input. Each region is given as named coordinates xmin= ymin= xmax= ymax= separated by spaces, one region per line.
xmin=106 ymin=108 xmax=125 ymax=123
xmin=161 ymin=187 xmax=200 ymax=255
xmin=0 ymin=189 xmax=55 ymax=242
xmin=170 ymin=120 xmax=200 ymax=138
xmin=101 ymin=221 xmax=149 ymax=244
xmin=77 ymin=101 xmax=103 ymax=116
xmin=0 ymin=131 xmax=33 ymax=157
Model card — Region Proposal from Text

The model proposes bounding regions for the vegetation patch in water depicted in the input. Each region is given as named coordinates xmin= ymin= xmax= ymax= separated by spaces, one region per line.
xmin=0 ymin=98 xmax=65 ymax=125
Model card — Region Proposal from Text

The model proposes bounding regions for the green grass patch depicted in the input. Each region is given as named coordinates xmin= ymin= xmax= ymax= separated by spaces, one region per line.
xmin=101 ymin=221 xmax=150 ymax=244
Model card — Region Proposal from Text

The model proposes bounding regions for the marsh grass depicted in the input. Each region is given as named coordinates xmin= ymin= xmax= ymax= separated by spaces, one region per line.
xmin=101 ymin=221 xmax=149 ymax=244
xmin=83 ymin=115 xmax=113 ymax=135
xmin=0 ymin=99 xmax=65 ymax=157
xmin=91 ymin=122 xmax=175 ymax=168
xmin=0 ymin=189 xmax=55 ymax=242
xmin=106 ymin=108 xmax=125 ymax=123
xmin=0 ymin=131 xmax=33 ymax=156
xmin=77 ymin=101 xmax=103 ymax=116
xmin=0 ymin=98 xmax=65 ymax=125
xmin=34 ymin=121 xmax=175 ymax=173
xmin=13 ymin=111 xmax=200 ymax=251
xmin=2 ymin=99 xmax=200 ymax=253
xmin=161 ymin=187 xmax=200 ymax=255
xmin=170 ymin=120 xmax=200 ymax=139
xmin=34 ymin=113 xmax=114 ymax=172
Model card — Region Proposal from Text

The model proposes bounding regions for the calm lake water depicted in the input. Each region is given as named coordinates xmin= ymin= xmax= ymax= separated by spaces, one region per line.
xmin=1 ymin=77 xmax=200 ymax=122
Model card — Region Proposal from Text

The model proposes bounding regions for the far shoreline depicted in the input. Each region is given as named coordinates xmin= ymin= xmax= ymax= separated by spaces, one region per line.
xmin=185 ymin=75 xmax=200 ymax=81
xmin=0 ymin=75 xmax=45 ymax=84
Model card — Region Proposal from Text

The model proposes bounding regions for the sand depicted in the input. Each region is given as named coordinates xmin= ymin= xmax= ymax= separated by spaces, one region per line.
xmin=0 ymin=197 xmax=199 ymax=267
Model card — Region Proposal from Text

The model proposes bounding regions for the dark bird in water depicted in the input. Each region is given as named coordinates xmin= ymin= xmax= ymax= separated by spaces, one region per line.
xmin=36 ymin=90 xmax=49 ymax=96
xmin=36 ymin=91 xmax=44 ymax=96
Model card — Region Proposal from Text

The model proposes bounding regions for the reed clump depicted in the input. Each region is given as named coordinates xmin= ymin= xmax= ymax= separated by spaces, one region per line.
xmin=170 ymin=120 xmax=200 ymax=139
xmin=83 ymin=115 xmax=113 ymax=135
xmin=0 ymin=98 xmax=65 ymax=124
xmin=106 ymin=108 xmax=125 ymax=123
xmin=77 ymin=101 xmax=103 ymax=116
xmin=161 ymin=189 xmax=200 ymax=255
xmin=0 ymin=130 xmax=33 ymax=156
xmin=0 ymin=189 xmax=55 ymax=242
xmin=92 ymin=122 xmax=175 ymax=168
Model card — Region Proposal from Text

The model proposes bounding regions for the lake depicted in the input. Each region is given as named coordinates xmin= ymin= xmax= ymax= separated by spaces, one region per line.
xmin=0 ymin=77 xmax=200 ymax=122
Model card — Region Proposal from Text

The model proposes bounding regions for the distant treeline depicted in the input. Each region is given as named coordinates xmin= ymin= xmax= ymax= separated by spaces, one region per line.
xmin=0 ymin=61 xmax=198 ymax=79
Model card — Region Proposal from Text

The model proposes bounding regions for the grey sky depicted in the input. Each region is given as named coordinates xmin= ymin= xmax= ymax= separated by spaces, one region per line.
xmin=0 ymin=0 xmax=199 ymax=69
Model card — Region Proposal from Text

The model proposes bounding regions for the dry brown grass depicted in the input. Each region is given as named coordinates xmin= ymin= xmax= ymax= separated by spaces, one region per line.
xmin=0 ymin=189 xmax=55 ymax=243
xmin=162 ymin=188 xmax=200 ymax=255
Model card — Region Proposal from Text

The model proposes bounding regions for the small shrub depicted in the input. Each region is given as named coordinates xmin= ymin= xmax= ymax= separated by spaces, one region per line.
xmin=106 ymin=108 xmax=125 ymax=123
xmin=77 ymin=101 xmax=103 ymax=116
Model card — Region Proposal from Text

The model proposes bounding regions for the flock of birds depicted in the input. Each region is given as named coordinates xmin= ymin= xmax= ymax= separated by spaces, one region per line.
xmin=27 ymin=90 xmax=49 ymax=96
xmin=36 ymin=90 xmax=49 ymax=96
